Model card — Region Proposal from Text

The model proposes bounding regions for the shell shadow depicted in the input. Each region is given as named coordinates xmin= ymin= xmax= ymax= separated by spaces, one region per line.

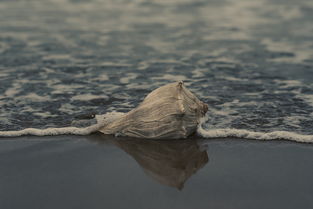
xmin=87 ymin=133 xmax=209 ymax=190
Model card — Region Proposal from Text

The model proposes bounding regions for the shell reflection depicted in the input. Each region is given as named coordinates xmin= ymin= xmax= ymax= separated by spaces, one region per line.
xmin=89 ymin=134 xmax=208 ymax=190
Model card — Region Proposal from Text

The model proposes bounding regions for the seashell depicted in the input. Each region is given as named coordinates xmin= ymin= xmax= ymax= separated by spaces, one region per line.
xmin=99 ymin=81 xmax=208 ymax=139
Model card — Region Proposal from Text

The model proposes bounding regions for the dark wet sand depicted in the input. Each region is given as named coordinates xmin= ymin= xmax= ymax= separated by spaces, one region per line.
xmin=0 ymin=135 xmax=312 ymax=209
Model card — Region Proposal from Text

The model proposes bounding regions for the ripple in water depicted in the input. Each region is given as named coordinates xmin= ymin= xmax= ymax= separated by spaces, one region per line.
xmin=0 ymin=0 xmax=312 ymax=142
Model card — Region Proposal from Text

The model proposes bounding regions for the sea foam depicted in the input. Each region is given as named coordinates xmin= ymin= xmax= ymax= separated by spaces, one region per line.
xmin=197 ymin=115 xmax=313 ymax=143
xmin=0 ymin=112 xmax=124 ymax=137
xmin=1 ymin=112 xmax=313 ymax=143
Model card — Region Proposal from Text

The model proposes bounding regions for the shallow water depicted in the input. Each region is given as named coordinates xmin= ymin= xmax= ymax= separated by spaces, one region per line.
xmin=0 ymin=135 xmax=312 ymax=209
xmin=0 ymin=0 xmax=313 ymax=136
xmin=0 ymin=1 xmax=313 ymax=208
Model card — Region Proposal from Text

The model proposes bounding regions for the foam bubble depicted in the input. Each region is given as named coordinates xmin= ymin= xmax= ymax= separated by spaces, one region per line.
xmin=0 ymin=112 xmax=124 ymax=138
xmin=1 ymin=111 xmax=313 ymax=143
xmin=71 ymin=94 xmax=109 ymax=101
xmin=197 ymin=115 xmax=313 ymax=143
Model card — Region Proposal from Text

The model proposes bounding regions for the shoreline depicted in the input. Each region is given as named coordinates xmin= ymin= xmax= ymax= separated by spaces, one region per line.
xmin=1 ymin=135 xmax=312 ymax=209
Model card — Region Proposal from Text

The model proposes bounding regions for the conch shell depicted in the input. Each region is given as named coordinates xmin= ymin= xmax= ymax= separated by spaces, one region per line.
xmin=99 ymin=81 xmax=208 ymax=139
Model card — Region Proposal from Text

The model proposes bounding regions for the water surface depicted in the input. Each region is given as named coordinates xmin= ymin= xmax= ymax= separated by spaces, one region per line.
xmin=0 ymin=0 xmax=313 ymax=135
xmin=0 ymin=0 xmax=313 ymax=208
xmin=0 ymin=136 xmax=312 ymax=209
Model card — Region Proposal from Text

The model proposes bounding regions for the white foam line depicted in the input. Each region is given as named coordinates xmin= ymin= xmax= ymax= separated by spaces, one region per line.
xmin=1 ymin=113 xmax=312 ymax=143
xmin=0 ymin=117 xmax=102 ymax=137
xmin=197 ymin=117 xmax=313 ymax=143
xmin=0 ymin=125 xmax=99 ymax=137
xmin=0 ymin=112 xmax=124 ymax=138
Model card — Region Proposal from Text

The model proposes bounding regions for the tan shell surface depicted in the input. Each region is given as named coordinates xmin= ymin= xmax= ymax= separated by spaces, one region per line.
xmin=99 ymin=82 xmax=208 ymax=139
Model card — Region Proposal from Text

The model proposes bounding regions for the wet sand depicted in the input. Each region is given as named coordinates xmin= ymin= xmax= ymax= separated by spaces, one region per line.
xmin=0 ymin=135 xmax=312 ymax=209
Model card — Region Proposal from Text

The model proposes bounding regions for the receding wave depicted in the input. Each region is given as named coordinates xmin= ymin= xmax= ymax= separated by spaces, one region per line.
xmin=1 ymin=112 xmax=313 ymax=143
xmin=0 ymin=112 xmax=124 ymax=137
xmin=197 ymin=116 xmax=313 ymax=143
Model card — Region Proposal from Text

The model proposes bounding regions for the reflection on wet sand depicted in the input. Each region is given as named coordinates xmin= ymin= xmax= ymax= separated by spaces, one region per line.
xmin=88 ymin=134 xmax=208 ymax=190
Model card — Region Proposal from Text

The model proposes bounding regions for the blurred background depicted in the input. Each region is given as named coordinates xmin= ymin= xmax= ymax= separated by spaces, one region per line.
xmin=0 ymin=0 xmax=313 ymax=134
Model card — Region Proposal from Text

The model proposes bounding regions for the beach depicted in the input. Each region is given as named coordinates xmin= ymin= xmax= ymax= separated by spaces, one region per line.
xmin=0 ymin=0 xmax=313 ymax=208
xmin=1 ymin=135 xmax=312 ymax=209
